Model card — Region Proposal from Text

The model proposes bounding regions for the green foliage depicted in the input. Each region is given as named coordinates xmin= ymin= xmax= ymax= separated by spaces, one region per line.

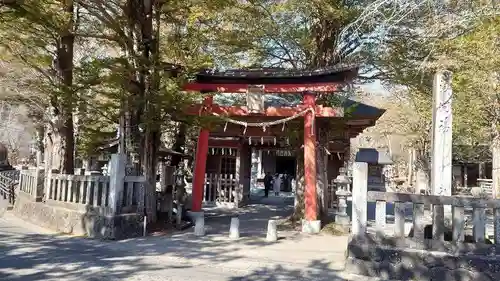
xmin=375 ymin=5 xmax=500 ymax=162
xmin=2 ymin=0 xmax=496 ymax=167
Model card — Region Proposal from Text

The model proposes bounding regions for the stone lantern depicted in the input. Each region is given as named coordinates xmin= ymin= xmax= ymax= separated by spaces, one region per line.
xmin=334 ymin=167 xmax=351 ymax=226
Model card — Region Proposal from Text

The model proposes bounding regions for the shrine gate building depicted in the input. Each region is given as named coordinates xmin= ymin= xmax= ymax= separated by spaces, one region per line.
xmin=183 ymin=65 xmax=385 ymax=232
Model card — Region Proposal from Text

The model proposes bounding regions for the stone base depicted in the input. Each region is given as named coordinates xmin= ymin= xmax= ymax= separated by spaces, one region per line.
xmin=335 ymin=213 xmax=350 ymax=225
xmin=13 ymin=192 xmax=143 ymax=240
xmin=345 ymin=233 xmax=500 ymax=281
xmin=188 ymin=211 xmax=205 ymax=236
xmin=301 ymin=219 xmax=321 ymax=234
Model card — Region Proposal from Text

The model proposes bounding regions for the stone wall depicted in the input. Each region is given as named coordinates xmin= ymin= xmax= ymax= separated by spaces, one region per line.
xmin=13 ymin=192 xmax=143 ymax=240
xmin=345 ymin=234 xmax=500 ymax=281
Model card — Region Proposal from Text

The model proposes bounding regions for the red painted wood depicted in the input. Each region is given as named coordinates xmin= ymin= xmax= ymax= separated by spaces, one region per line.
xmin=303 ymin=93 xmax=318 ymax=221
xmin=191 ymin=96 xmax=213 ymax=212
xmin=186 ymin=104 xmax=341 ymax=117
xmin=183 ymin=82 xmax=339 ymax=93
xmin=208 ymin=139 xmax=240 ymax=148
xmin=210 ymin=128 xmax=291 ymax=137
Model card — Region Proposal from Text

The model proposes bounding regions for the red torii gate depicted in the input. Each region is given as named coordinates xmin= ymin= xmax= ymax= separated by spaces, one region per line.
xmin=182 ymin=66 xmax=358 ymax=230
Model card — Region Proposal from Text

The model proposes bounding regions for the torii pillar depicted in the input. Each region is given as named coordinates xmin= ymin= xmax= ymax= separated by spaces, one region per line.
xmin=191 ymin=95 xmax=213 ymax=212
xmin=302 ymin=92 xmax=320 ymax=233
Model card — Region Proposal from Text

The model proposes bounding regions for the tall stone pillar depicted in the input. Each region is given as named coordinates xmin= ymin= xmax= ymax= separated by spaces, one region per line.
xmin=430 ymin=71 xmax=453 ymax=216
xmin=108 ymin=154 xmax=126 ymax=215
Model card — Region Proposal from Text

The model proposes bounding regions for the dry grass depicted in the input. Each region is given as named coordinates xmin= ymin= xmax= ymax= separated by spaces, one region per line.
xmin=276 ymin=216 xmax=350 ymax=236
xmin=321 ymin=222 xmax=350 ymax=236
xmin=276 ymin=217 xmax=301 ymax=231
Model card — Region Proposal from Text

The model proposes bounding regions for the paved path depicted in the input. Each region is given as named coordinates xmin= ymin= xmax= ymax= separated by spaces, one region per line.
xmin=0 ymin=208 xmax=395 ymax=281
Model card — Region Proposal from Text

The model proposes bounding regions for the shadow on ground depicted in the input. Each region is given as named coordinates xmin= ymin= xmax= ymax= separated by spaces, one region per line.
xmin=0 ymin=226 xmax=357 ymax=281
xmin=0 ymin=232 xmax=163 ymax=281
xmin=200 ymin=195 xmax=295 ymax=236
xmin=0 ymin=194 xmax=371 ymax=281
xmin=226 ymin=259 xmax=360 ymax=281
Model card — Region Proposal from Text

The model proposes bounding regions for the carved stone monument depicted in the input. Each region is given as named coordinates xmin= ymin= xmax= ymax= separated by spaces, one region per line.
xmin=431 ymin=70 xmax=453 ymax=195
xmin=430 ymin=70 xmax=453 ymax=219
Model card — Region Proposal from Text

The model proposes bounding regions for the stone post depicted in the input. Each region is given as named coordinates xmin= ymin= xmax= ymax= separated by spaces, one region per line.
xmin=159 ymin=162 xmax=167 ymax=193
xmin=229 ymin=216 xmax=240 ymax=239
xmin=44 ymin=169 xmax=58 ymax=201
xmin=33 ymin=167 xmax=45 ymax=201
xmin=266 ymin=219 xmax=278 ymax=242
xmin=108 ymin=154 xmax=126 ymax=215
xmin=430 ymin=70 xmax=453 ymax=217
xmin=18 ymin=166 xmax=28 ymax=196
xmin=352 ymin=162 xmax=368 ymax=236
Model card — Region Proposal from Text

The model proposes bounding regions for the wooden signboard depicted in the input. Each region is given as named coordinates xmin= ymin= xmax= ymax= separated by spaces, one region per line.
xmin=247 ymin=85 xmax=265 ymax=113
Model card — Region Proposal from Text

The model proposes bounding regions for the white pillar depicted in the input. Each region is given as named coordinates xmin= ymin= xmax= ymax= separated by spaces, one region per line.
xmin=193 ymin=212 xmax=205 ymax=236
xmin=159 ymin=162 xmax=167 ymax=192
xmin=431 ymin=70 xmax=453 ymax=196
xmin=257 ymin=149 xmax=263 ymax=177
xmin=352 ymin=162 xmax=368 ymax=236
xmin=108 ymin=153 xmax=126 ymax=215
xmin=251 ymin=148 xmax=257 ymax=188
xmin=229 ymin=216 xmax=240 ymax=239
xmin=235 ymin=148 xmax=242 ymax=206
xmin=430 ymin=71 xmax=453 ymax=216
xmin=266 ymin=220 xmax=278 ymax=242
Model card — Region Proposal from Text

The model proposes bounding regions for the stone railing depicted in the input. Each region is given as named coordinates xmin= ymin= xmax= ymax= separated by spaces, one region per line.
xmin=46 ymin=173 xmax=145 ymax=215
xmin=12 ymin=154 xmax=146 ymax=240
xmin=346 ymin=162 xmax=500 ymax=281
xmin=47 ymin=174 xmax=111 ymax=213
xmin=18 ymin=168 xmax=45 ymax=201
xmin=478 ymin=178 xmax=493 ymax=197
xmin=121 ymin=175 xmax=146 ymax=214
xmin=365 ymin=191 xmax=499 ymax=242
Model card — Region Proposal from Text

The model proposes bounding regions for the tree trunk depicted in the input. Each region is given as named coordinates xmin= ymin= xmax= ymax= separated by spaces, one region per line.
xmin=311 ymin=19 xmax=342 ymax=67
xmin=492 ymin=130 xmax=500 ymax=199
xmin=292 ymin=18 xmax=341 ymax=222
xmin=47 ymin=0 xmax=75 ymax=174
xmin=137 ymin=0 xmax=161 ymax=222
xmin=141 ymin=129 xmax=160 ymax=222
xmin=170 ymin=122 xmax=187 ymax=167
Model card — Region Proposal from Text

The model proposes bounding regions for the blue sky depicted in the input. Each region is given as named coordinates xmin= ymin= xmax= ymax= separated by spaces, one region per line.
xmin=361 ymin=80 xmax=389 ymax=96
